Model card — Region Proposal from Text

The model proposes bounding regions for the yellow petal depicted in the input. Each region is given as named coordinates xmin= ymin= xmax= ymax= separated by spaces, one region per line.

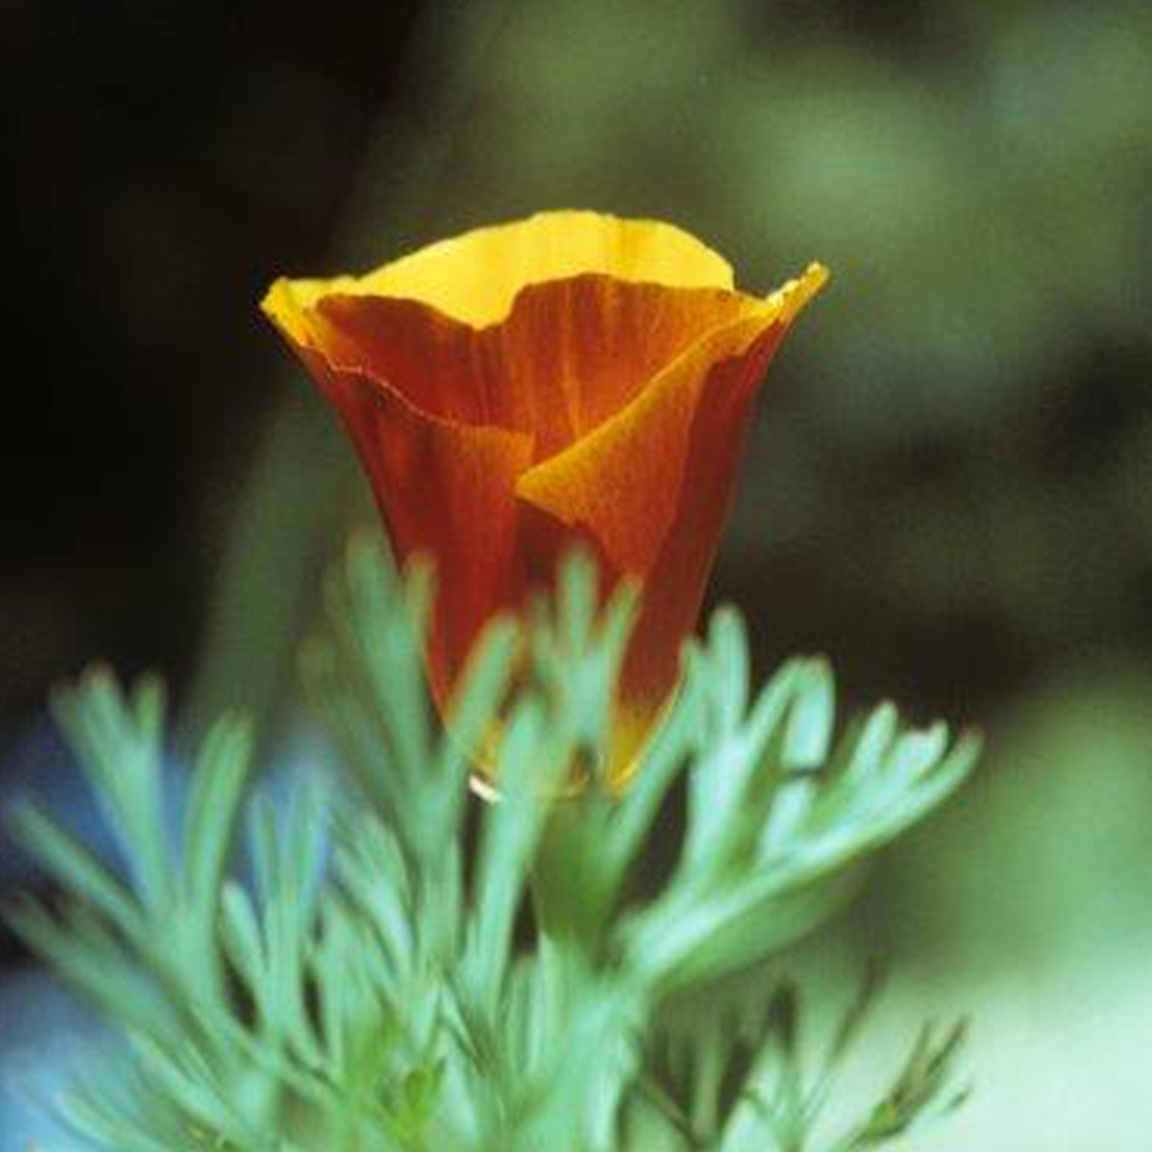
xmin=263 ymin=210 xmax=736 ymax=329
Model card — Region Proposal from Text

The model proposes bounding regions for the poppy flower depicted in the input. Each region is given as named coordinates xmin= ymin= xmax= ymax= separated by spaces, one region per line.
xmin=262 ymin=210 xmax=826 ymax=786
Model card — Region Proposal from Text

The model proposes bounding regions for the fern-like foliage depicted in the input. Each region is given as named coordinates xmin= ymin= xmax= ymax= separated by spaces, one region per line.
xmin=5 ymin=540 xmax=978 ymax=1151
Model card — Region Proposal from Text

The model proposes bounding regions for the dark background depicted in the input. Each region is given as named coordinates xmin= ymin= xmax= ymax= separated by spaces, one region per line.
xmin=3 ymin=1 xmax=1152 ymax=1146
xmin=1 ymin=0 xmax=423 ymax=723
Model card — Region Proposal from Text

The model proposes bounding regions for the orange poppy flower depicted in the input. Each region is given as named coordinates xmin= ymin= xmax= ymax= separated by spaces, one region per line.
xmin=262 ymin=211 xmax=826 ymax=785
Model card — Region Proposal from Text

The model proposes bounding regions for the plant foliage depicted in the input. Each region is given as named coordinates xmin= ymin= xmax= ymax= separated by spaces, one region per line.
xmin=6 ymin=539 xmax=978 ymax=1151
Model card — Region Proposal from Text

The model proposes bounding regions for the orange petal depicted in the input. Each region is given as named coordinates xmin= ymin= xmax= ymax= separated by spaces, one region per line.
xmin=261 ymin=280 xmax=534 ymax=702
xmin=313 ymin=293 xmax=491 ymax=425
xmin=334 ymin=373 xmax=534 ymax=704
xmin=613 ymin=331 xmax=778 ymax=744
xmin=264 ymin=210 xmax=735 ymax=328
xmin=516 ymin=264 xmax=828 ymax=574
xmin=515 ymin=264 xmax=828 ymax=753
xmin=487 ymin=275 xmax=762 ymax=459
xmin=309 ymin=274 xmax=762 ymax=460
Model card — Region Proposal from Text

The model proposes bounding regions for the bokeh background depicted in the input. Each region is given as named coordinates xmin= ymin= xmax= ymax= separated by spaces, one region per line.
xmin=3 ymin=0 xmax=1151 ymax=1147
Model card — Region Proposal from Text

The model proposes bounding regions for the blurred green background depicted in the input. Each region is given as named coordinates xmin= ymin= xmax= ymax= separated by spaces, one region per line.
xmin=4 ymin=0 xmax=1151 ymax=1146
